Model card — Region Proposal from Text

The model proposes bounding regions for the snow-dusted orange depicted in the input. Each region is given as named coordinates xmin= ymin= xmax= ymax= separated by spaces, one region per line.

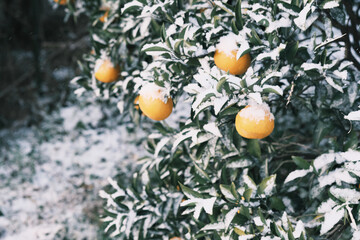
xmin=94 ymin=59 xmax=120 ymax=83
xmin=54 ymin=0 xmax=67 ymax=5
xmin=138 ymin=84 xmax=173 ymax=121
xmin=235 ymin=104 xmax=274 ymax=139
xmin=214 ymin=50 xmax=251 ymax=75
xmin=170 ymin=238 xmax=182 ymax=240
xmin=99 ymin=10 xmax=109 ymax=23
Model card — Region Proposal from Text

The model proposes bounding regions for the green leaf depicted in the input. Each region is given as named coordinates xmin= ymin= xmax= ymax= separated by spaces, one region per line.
xmin=160 ymin=24 xmax=166 ymax=42
xmin=231 ymin=182 xmax=240 ymax=201
xmin=291 ymin=0 xmax=300 ymax=7
xmin=216 ymin=77 xmax=227 ymax=93
xmin=247 ymin=139 xmax=261 ymax=158
xmin=257 ymin=174 xmax=276 ymax=195
xmin=300 ymin=232 xmax=306 ymax=240
xmin=174 ymin=40 xmax=183 ymax=55
xmin=285 ymin=41 xmax=298 ymax=61
xmin=243 ymin=188 xmax=252 ymax=201
xmin=257 ymin=209 xmax=266 ymax=225
xmin=231 ymin=20 xmax=239 ymax=34
xmin=313 ymin=121 xmax=331 ymax=147
xmin=288 ymin=229 xmax=295 ymax=240
xmin=270 ymin=196 xmax=285 ymax=211
xmin=270 ymin=222 xmax=281 ymax=237
xmin=262 ymin=86 xmax=283 ymax=95
xmin=320 ymin=49 xmax=327 ymax=65
xmin=250 ymin=28 xmax=262 ymax=45
xmin=220 ymin=184 xmax=237 ymax=202
xmin=219 ymin=106 xmax=240 ymax=117
xmin=238 ymin=206 xmax=250 ymax=219
xmin=234 ymin=227 xmax=245 ymax=235
xmin=142 ymin=46 xmax=169 ymax=52
xmin=344 ymin=130 xmax=358 ymax=150
xmin=195 ymin=142 xmax=207 ymax=159
xmin=179 ymin=183 xmax=203 ymax=198
xmin=235 ymin=0 xmax=243 ymax=30
xmin=292 ymin=156 xmax=311 ymax=169
xmin=193 ymin=162 xmax=211 ymax=182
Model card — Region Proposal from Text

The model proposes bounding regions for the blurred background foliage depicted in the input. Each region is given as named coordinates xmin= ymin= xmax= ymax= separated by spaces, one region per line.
xmin=0 ymin=0 xmax=89 ymax=129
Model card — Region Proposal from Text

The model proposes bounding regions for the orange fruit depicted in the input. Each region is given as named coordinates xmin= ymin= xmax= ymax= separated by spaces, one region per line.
xmin=94 ymin=59 xmax=120 ymax=83
xmin=214 ymin=50 xmax=251 ymax=75
xmin=138 ymin=84 xmax=173 ymax=121
xmin=54 ymin=0 xmax=67 ymax=5
xmin=134 ymin=96 xmax=140 ymax=110
xmin=235 ymin=104 xmax=274 ymax=139
xmin=170 ymin=238 xmax=182 ymax=240
xmin=99 ymin=10 xmax=109 ymax=23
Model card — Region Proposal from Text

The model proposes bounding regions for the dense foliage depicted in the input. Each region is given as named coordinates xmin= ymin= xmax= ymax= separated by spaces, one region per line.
xmin=60 ymin=0 xmax=360 ymax=239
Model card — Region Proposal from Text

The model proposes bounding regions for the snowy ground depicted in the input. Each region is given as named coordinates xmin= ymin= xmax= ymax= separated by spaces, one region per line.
xmin=0 ymin=102 xmax=145 ymax=239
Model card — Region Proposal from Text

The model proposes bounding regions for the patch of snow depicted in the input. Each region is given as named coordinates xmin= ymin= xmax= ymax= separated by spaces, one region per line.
xmin=344 ymin=110 xmax=360 ymax=121
xmin=320 ymin=206 xmax=344 ymax=235
xmin=284 ymin=169 xmax=311 ymax=183
xmin=139 ymin=82 xmax=170 ymax=103
xmin=204 ymin=122 xmax=222 ymax=137
xmin=238 ymin=102 xmax=274 ymax=123
xmin=216 ymin=34 xmax=239 ymax=57
xmin=318 ymin=168 xmax=356 ymax=187
xmin=340 ymin=150 xmax=360 ymax=161
xmin=0 ymin=102 xmax=144 ymax=239
xmin=323 ymin=1 xmax=340 ymax=9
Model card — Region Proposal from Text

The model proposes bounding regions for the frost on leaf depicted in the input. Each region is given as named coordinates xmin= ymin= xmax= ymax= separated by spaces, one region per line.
xmin=181 ymin=197 xmax=217 ymax=219
xmin=344 ymin=161 xmax=360 ymax=177
xmin=330 ymin=187 xmax=360 ymax=204
xmin=325 ymin=77 xmax=343 ymax=93
xmin=201 ymin=222 xmax=225 ymax=231
xmin=322 ymin=0 xmax=340 ymax=9
xmin=344 ymin=110 xmax=360 ymax=121
xmin=204 ymin=122 xmax=222 ymax=137
xmin=293 ymin=220 xmax=305 ymax=238
xmin=294 ymin=1 xmax=318 ymax=31
xmin=340 ymin=150 xmax=360 ymax=161
xmin=318 ymin=168 xmax=356 ymax=187
xmin=284 ymin=169 xmax=311 ymax=184
xmin=313 ymin=153 xmax=336 ymax=171
xmin=154 ymin=137 xmax=170 ymax=158
xmin=225 ymin=207 xmax=240 ymax=229
xmin=320 ymin=206 xmax=344 ymax=235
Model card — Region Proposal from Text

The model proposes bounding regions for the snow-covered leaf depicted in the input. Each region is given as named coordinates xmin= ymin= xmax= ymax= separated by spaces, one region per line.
xmin=201 ymin=222 xmax=225 ymax=231
xmin=325 ymin=76 xmax=343 ymax=93
xmin=225 ymin=207 xmax=240 ymax=229
xmin=344 ymin=110 xmax=360 ymax=121
xmin=257 ymin=174 xmax=276 ymax=195
xmin=204 ymin=122 xmax=222 ymax=137
xmin=320 ymin=206 xmax=344 ymax=235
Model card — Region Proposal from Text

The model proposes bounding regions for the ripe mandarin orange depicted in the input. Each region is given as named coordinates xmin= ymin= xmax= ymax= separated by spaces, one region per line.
xmin=170 ymin=238 xmax=182 ymax=240
xmin=214 ymin=50 xmax=251 ymax=75
xmin=94 ymin=59 xmax=120 ymax=83
xmin=138 ymin=84 xmax=173 ymax=121
xmin=235 ymin=104 xmax=274 ymax=139
xmin=99 ymin=10 xmax=109 ymax=23
xmin=134 ymin=96 xmax=140 ymax=110
xmin=54 ymin=0 xmax=67 ymax=5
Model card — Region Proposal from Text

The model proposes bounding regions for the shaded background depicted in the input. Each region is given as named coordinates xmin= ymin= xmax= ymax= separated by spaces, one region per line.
xmin=0 ymin=0 xmax=89 ymax=129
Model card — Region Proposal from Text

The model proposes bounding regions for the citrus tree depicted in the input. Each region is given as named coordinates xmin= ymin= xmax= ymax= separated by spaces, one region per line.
xmin=57 ymin=0 xmax=360 ymax=239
